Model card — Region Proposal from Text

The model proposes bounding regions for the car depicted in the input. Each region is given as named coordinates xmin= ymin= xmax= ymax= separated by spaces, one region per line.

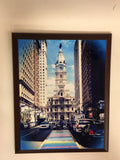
xmin=37 ymin=121 xmax=50 ymax=129
xmin=53 ymin=120 xmax=67 ymax=130
xmin=73 ymin=119 xmax=93 ymax=135
xmin=73 ymin=119 xmax=104 ymax=137
xmin=49 ymin=121 xmax=57 ymax=128
xmin=62 ymin=120 xmax=68 ymax=129
xmin=53 ymin=120 xmax=61 ymax=129
xmin=68 ymin=121 xmax=76 ymax=129
xmin=89 ymin=120 xmax=104 ymax=138
xmin=29 ymin=122 xmax=36 ymax=128
xmin=23 ymin=123 xmax=29 ymax=129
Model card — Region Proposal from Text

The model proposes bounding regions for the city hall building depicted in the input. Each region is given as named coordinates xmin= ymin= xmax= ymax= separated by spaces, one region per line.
xmin=47 ymin=44 xmax=75 ymax=121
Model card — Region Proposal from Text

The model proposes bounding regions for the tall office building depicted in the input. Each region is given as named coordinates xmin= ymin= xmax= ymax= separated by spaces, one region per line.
xmin=19 ymin=40 xmax=35 ymax=109
xmin=74 ymin=40 xmax=105 ymax=119
xmin=74 ymin=40 xmax=83 ymax=113
xmin=34 ymin=40 xmax=47 ymax=108
xmin=19 ymin=40 xmax=47 ymax=124
xmin=81 ymin=40 xmax=105 ymax=118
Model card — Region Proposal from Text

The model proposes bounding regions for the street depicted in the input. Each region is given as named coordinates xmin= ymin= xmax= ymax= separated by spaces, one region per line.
xmin=40 ymin=130 xmax=83 ymax=150
xmin=20 ymin=126 xmax=104 ymax=150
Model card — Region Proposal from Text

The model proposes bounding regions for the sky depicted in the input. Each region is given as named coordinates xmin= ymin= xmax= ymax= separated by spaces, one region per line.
xmin=46 ymin=40 xmax=75 ymax=97
xmin=18 ymin=39 xmax=106 ymax=98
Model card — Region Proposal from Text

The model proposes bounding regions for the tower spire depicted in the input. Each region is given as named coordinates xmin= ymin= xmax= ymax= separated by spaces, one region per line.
xmin=59 ymin=43 xmax=62 ymax=49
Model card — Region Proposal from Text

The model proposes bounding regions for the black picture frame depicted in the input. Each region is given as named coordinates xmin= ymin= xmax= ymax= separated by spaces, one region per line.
xmin=12 ymin=33 xmax=111 ymax=153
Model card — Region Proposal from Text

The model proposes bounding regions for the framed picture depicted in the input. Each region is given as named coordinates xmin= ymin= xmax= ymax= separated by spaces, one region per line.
xmin=12 ymin=33 xmax=111 ymax=153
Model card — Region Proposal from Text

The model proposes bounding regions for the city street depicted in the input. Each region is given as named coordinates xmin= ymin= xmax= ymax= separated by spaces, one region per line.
xmin=20 ymin=127 xmax=52 ymax=150
xmin=69 ymin=128 xmax=104 ymax=149
xmin=20 ymin=126 xmax=104 ymax=150
xmin=20 ymin=127 xmax=84 ymax=150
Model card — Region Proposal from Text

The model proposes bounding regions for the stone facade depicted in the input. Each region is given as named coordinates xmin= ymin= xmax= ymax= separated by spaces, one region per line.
xmin=47 ymin=44 xmax=75 ymax=121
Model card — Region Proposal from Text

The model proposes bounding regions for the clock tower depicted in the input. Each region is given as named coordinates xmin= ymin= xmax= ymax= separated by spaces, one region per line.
xmin=47 ymin=43 xmax=75 ymax=121
xmin=55 ymin=44 xmax=67 ymax=97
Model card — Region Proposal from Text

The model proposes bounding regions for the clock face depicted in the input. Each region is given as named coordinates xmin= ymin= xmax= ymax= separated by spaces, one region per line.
xmin=60 ymin=66 xmax=63 ymax=70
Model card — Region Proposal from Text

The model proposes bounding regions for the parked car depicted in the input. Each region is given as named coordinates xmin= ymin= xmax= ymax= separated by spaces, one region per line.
xmin=29 ymin=122 xmax=36 ymax=128
xmin=73 ymin=119 xmax=93 ymax=135
xmin=68 ymin=121 xmax=76 ymax=129
xmin=53 ymin=120 xmax=67 ymax=130
xmin=90 ymin=120 xmax=104 ymax=138
xmin=49 ymin=121 xmax=57 ymax=128
xmin=37 ymin=121 xmax=50 ymax=129
xmin=73 ymin=119 xmax=104 ymax=137
xmin=23 ymin=123 xmax=29 ymax=129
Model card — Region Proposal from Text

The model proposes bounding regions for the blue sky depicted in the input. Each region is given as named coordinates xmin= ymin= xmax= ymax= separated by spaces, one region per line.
xmin=18 ymin=39 xmax=106 ymax=98
xmin=46 ymin=40 xmax=75 ymax=97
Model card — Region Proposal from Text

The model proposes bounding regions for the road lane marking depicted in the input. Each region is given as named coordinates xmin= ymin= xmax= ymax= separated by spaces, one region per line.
xmin=76 ymin=142 xmax=85 ymax=149
xmin=39 ymin=139 xmax=47 ymax=149
xmin=41 ymin=146 xmax=79 ymax=149
xmin=22 ymin=130 xmax=37 ymax=137
xmin=43 ymin=141 xmax=75 ymax=144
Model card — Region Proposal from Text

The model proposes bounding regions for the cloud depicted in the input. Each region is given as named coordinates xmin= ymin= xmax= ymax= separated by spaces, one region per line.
xmin=61 ymin=40 xmax=69 ymax=47
xmin=61 ymin=40 xmax=71 ymax=48
xmin=69 ymin=65 xmax=74 ymax=70
xmin=67 ymin=65 xmax=74 ymax=81
xmin=65 ymin=82 xmax=75 ymax=97
xmin=47 ymin=64 xmax=55 ymax=74
xmin=47 ymin=77 xmax=56 ymax=97
xmin=61 ymin=40 xmax=75 ymax=48
xmin=51 ymin=64 xmax=55 ymax=68
xmin=65 ymin=53 xmax=74 ymax=63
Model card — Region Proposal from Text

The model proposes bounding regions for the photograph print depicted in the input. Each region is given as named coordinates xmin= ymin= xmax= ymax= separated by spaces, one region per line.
xmin=12 ymin=33 xmax=111 ymax=153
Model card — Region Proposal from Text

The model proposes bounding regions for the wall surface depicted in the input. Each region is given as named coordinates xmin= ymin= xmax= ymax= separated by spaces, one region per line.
xmin=0 ymin=0 xmax=120 ymax=159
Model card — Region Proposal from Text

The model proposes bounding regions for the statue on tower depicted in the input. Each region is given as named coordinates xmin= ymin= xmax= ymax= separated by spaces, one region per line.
xmin=59 ymin=43 xmax=62 ymax=49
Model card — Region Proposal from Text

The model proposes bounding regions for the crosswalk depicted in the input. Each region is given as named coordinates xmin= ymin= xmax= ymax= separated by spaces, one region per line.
xmin=40 ymin=130 xmax=84 ymax=150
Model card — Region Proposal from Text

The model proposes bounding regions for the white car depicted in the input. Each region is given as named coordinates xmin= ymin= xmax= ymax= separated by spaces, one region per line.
xmin=23 ymin=123 xmax=28 ymax=129
xmin=38 ymin=122 xmax=50 ymax=129
xmin=73 ymin=119 xmax=93 ymax=133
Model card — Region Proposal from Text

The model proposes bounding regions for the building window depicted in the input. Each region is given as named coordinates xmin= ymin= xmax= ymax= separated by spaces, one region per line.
xmin=67 ymin=113 xmax=69 ymax=118
xmin=55 ymin=101 xmax=58 ymax=104
xmin=55 ymin=107 xmax=58 ymax=111
xmin=55 ymin=113 xmax=58 ymax=118
xmin=61 ymin=107 xmax=63 ymax=111
xmin=60 ymin=74 xmax=62 ymax=78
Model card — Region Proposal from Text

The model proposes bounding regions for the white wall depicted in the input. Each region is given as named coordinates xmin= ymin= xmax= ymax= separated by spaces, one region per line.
xmin=0 ymin=0 xmax=120 ymax=159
